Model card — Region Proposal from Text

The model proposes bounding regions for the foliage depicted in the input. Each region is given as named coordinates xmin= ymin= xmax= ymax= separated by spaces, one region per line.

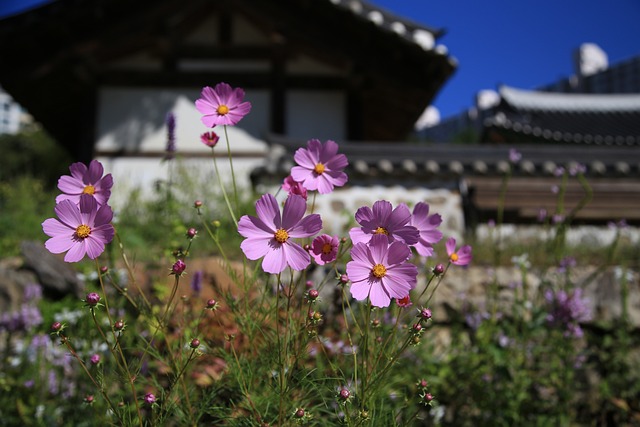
xmin=1 ymin=108 xmax=640 ymax=427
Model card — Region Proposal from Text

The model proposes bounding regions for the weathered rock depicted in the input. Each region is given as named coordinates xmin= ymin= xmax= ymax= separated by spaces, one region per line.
xmin=20 ymin=241 xmax=84 ymax=299
xmin=424 ymin=265 xmax=640 ymax=329
xmin=0 ymin=257 xmax=39 ymax=312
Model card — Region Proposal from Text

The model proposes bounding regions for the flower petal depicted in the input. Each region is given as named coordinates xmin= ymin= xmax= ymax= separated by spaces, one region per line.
xmin=368 ymin=281 xmax=391 ymax=308
xmin=254 ymin=193 xmax=281 ymax=230
xmin=44 ymin=234 xmax=75 ymax=254
xmin=287 ymin=213 xmax=322 ymax=238
xmin=240 ymin=236 xmax=273 ymax=260
xmin=445 ymin=237 xmax=457 ymax=256
xmin=283 ymin=242 xmax=310 ymax=271
xmin=261 ymin=243 xmax=288 ymax=274
xmin=238 ymin=214 xmax=274 ymax=238
xmin=349 ymin=280 xmax=372 ymax=302
xmin=64 ymin=242 xmax=87 ymax=263
xmin=281 ymin=195 xmax=306 ymax=230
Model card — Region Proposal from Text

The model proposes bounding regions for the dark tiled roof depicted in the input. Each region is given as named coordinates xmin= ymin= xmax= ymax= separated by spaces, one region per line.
xmin=483 ymin=86 xmax=640 ymax=145
xmin=253 ymin=134 xmax=640 ymax=186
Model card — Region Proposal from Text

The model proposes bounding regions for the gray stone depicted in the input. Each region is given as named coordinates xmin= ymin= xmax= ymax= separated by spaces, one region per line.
xmin=20 ymin=241 xmax=84 ymax=299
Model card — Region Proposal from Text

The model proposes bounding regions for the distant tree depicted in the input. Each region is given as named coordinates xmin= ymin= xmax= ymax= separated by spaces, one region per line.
xmin=0 ymin=126 xmax=72 ymax=187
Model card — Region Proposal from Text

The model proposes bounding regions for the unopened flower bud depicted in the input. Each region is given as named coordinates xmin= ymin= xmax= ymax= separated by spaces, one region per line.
xmin=417 ymin=307 xmax=432 ymax=320
xmin=114 ymin=320 xmax=125 ymax=332
xmin=171 ymin=259 xmax=186 ymax=276
xmin=51 ymin=322 xmax=63 ymax=332
xmin=90 ymin=354 xmax=101 ymax=365
xmin=190 ymin=338 xmax=201 ymax=349
xmin=338 ymin=388 xmax=351 ymax=401
xmin=433 ymin=264 xmax=445 ymax=275
xmin=206 ymin=299 xmax=218 ymax=310
xmin=294 ymin=408 xmax=305 ymax=418
xmin=85 ymin=292 xmax=101 ymax=307
xmin=417 ymin=379 xmax=428 ymax=389
xmin=186 ymin=227 xmax=197 ymax=239
xmin=194 ymin=200 xmax=203 ymax=208
xmin=307 ymin=289 xmax=319 ymax=301
xmin=99 ymin=266 xmax=108 ymax=274
xmin=412 ymin=323 xmax=423 ymax=333
xmin=84 ymin=395 xmax=94 ymax=404
xmin=424 ymin=392 xmax=433 ymax=402
xmin=339 ymin=274 xmax=349 ymax=284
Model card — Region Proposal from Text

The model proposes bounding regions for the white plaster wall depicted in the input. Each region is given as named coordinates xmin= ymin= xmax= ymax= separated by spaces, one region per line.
xmin=259 ymin=184 xmax=465 ymax=242
xmin=95 ymin=87 xmax=271 ymax=209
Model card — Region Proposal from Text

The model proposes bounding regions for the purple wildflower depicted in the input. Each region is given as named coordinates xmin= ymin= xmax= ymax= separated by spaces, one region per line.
xmin=195 ymin=82 xmax=252 ymax=127
xmin=164 ymin=112 xmax=176 ymax=160
xmin=238 ymin=194 xmax=322 ymax=274
xmin=190 ymin=270 xmax=203 ymax=294
xmin=346 ymin=234 xmax=418 ymax=308
xmin=290 ymin=139 xmax=348 ymax=194
xmin=349 ymin=200 xmax=419 ymax=246
xmin=409 ymin=202 xmax=442 ymax=257
xmin=42 ymin=195 xmax=115 ymax=263
xmin=56 ymin=160 xmax=113 ymax=207
xmin=445 ymin=237 xmax=472 ymax=266
xmin=508 ymin=148 xmax=522 ymax=164
xmin=282 ymin=175 xmax=308 ymax=200
xmin=545 ymin=288 xmax=591 ymax=338
xmin=144 ymin=393 xmax=157 ymax=405
xmin=310 ymin=234 xmax=340 ymax=265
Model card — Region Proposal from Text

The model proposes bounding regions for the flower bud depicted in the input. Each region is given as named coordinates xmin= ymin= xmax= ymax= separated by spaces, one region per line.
xmin=114 ymin=320 xmax=126 ymax=332
xmin=190 ymin=338 xmax=201 ymax=349
xmin=194 ymin=200 xmax=203 ymax=208
xmin=186 ymin=227 xmax=198 ymax=239
xmin=307 ymin=289 xmax=319 ymax=301
xmin=171 ymin=259 xmax=186 ymax=276
xmin=433 ymin=264 xmax=445 ymax=275
xmin=90 ymin=354 xmax=101 ymax=365
xmin=339 ymin=274 xmax=349 ymax=284
xmin=51 ymin=321 xmax=63 ymax=332
xmin=206 ymin=299 xmax=218 ymax=310
xmin=294 ymin=408 xmax=305 ymax=418
xmin=99 ymin=266 xmax=108 ymax=274
xmin=417 ymin=307 xmax=432 ymax=320
xmin=85 ymin=292 xmax=101 ymax=307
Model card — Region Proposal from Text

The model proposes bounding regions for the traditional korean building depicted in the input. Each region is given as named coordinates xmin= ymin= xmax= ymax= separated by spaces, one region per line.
xmin=0 ymin=0 xmax=455 ymax=161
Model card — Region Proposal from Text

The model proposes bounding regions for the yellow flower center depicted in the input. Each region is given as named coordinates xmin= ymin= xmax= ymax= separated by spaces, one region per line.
xmin=450 ymin=253 xmax=459 ymax=262
xmin=322 ymin=243 xmax=333 ymax=254
xmin=217 ymin=104 xmax=230 ymax=115
xmin=274 ymin=228 xmax=289 ymax=243
xmin=314 ymin=163 xmax=325 ymax=175
xmin=76 ymin=224 xmax=91 ymax=239
xmin=82 ymin=185 xmax=95 ymax=195
xmin=372 ymin=264 xmax=387 ymax=278
xmin=374 ymin=227 xmax=388 ymax=235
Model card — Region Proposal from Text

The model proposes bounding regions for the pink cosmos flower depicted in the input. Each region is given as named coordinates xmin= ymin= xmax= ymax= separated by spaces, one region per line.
xmin=310 ymin=234 xmax=340 ymax=265
xmin=409 ymin=202 xmax=443 ymax=257
xmin=282 ymin=175 xmax=308 ymax=200
xmin=346 ymin=235 xmax=418 ymax=308
xmin=238 ymin=194 xmax=322 ymax=274
xmin=200 ymin=131 xmax=220 ymax=147
xmin=290 ymin=139 xmax=348 ymax=194
xmin=56 ymin=160 xmax=113 ymax=207
xmin=445 ymin=237 xmax=472 ymax=266
xmin=42 ymin=195 xmax=115 ymax=263
xmin=349 ymin=200 xmax=419 ymax=246
xmin=195 ymin=82 xmax=252 ymax=127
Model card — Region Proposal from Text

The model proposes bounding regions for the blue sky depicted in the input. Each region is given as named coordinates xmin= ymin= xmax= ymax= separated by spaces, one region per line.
xmin=2 ymin=0 xmax=640 ymax=120
xmin=370 ymin=0 xmax=640 ymax=118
